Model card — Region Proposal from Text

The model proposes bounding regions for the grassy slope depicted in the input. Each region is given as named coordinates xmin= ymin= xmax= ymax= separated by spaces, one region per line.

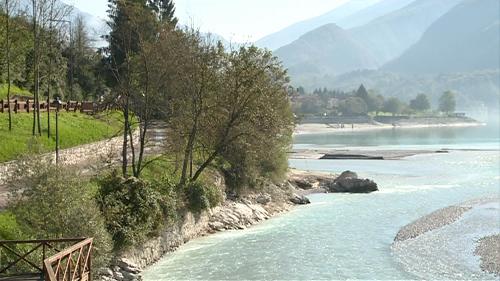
xmin=0 ymin=84 xmax=32 ymax=100
xmin=0 ymin=111 xmax=124 ymax=162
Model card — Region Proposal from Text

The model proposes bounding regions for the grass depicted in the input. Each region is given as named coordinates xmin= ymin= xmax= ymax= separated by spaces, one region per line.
xmin=0 ymin=111 xmax=124 ymax=162
xmin=0 ymin=84 xmax=32 ymax=100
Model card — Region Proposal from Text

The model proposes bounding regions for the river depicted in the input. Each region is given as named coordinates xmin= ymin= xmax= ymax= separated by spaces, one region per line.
xmin=143 ymin=124 xmax=500 ymax=280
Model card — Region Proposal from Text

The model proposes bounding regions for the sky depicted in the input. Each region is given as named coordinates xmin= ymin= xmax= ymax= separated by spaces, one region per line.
xmin=61 ymin=0 xmax=348 ymax=42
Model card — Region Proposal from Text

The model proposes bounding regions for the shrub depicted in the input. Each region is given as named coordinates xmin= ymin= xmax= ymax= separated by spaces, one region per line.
xmin=185 ymin=181 xmax=222 ymax=212
xmin=97 ymin=173 xmax=176 ymax=249
xmin=185 ymin=181 xmax=210 ymax=212
xmin=7 ymin=162 xmax=112 ymax=270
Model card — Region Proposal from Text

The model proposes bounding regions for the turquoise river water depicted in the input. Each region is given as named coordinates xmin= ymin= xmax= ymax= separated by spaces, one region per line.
xmin=143 ymin=125 xmax=500 ymax=280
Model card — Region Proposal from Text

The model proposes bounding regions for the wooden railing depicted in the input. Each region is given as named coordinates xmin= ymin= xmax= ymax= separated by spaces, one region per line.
xmin=0 ymin=238 xmax=93 ymax=281
xmin=43 ymin=238 xmax=93 ymax=281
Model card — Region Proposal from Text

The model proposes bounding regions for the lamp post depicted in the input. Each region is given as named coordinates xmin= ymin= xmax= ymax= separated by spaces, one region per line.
xmin=55 ymin=97 xmax=62 ymax=164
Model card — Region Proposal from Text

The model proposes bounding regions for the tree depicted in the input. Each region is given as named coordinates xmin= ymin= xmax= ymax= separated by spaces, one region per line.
xmin=355 ymin=84 xmax=369 ymax=101
xmin=409 ymin=93 xmax=431 ymax=112
xmin=147 ymin=0 xmax=177 ymax=25
xmin=384 ymin=97 xmax=403 ymax=116
xmin=106 ymin=0 xmax=159 ymax=177
xmin=439 ymin=91 xmax=456 ymax=113
xmin=3 ymin=0 xmax=14 ymax=131
xmin=339 ymin=97 xmax=368 ymax=116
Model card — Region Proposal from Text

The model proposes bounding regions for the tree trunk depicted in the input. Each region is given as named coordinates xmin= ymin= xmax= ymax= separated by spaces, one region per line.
xmin=180 ymin=115 xmax=198 ymax=185
xmin=6 ymin=0 xmax=12 ymax=131
xmin=122 ymin=95 xmax=129 ymax=177
xmin=32 ymin=0 xmax=37 ymax=136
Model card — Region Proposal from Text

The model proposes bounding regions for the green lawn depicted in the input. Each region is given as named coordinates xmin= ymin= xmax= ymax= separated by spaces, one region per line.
xmin=0 ymin=84 xmax=32 ymax=100
xmin=0 ymin=111 xmax=124 ymax=162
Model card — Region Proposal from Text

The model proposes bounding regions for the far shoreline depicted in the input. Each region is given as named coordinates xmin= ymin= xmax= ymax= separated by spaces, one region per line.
xmin=294 ymin=121 xmax=486 ymax=136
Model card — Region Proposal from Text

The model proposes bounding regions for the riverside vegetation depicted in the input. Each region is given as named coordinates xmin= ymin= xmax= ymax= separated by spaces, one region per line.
xmin=0 ymin=0 xmax=295 ymax=278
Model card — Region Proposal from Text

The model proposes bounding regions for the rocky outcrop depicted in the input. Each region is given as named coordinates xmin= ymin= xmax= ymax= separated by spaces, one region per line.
xmin=289 ymin=193 xmax=311 ymax=205
xmin=208 ymin=200 xmax=272 ymax=231
xmin=326 ymin=171 xmax=378 ymax=193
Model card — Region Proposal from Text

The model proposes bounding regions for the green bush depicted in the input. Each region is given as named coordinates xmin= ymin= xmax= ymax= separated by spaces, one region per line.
xmin=7 ymin=162 xmax=112 ymax=271
xmin=97 ymin=173 xmax=177 ymax=249
xmin=185 ymin=181 xmax=222 ymax=212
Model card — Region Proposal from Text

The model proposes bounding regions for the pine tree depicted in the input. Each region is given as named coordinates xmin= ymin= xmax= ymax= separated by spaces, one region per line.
xmin=147 ymin=0 xmax=177 ymax=25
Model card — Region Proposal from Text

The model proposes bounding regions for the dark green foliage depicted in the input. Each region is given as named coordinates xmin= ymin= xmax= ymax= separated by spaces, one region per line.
xmin=185 ymin=181 xmax=210 ymax=212
xmin=147 ymin=0 xmax=177 ymax=24
xmin=97 ymin=173 xmax=177 ymax=249
xmin=339 ymin=96 xmax=368 ymax=115
xmin=410 ymin=93 xmax=431 ymax=111
xmin=185 ymin=181 xmax=222 ymax=212
xmin=355 ymin=84 xmax=369 ymax=101
xmin=439 ymin=91 xmax=456 ymax=113
xmin=384 ymin=97 xmax=403 ymax=116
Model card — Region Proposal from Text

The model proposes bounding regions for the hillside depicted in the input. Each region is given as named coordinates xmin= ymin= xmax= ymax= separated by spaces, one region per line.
xmin=318 ymin=69 xmax=500 ymax=110
xmin=383 ymin=0 xmax=500 ymax=74
xmin=274 ymin=24 xmax=379 ymax=86
xmin=255 ymin=0 xmax=380 ymax=50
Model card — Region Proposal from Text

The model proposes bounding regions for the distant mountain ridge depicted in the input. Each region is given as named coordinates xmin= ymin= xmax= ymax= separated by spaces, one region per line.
xmin=274 ymin=0 xmax=463 ymax=85
xmin=255 ymin=0 xmax=382 ymax=50
xmin=383 ymin=0 xmax=500 ymax=73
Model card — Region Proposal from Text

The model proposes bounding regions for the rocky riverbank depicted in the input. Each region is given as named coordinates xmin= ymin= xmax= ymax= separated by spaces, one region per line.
xmin=100 ymin=172 xmax=326 ymax=281
xmin=102 ymin=169 xmax=379 ymax=281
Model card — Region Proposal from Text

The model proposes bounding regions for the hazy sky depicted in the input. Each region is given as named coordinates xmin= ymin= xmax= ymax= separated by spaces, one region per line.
xmin=62 ymin=0 xmax=347 ymax=42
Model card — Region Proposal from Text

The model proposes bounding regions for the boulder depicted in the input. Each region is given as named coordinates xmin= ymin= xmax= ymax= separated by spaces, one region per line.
xmin=289 ymin=194 xmax=311 ymax=205
xmin=117 ymin=258 xmax=141 ymax=274
xmin=336 ymin=170 xmax=358 ymax=181
xmin=328 ymin=171 xmax=378 ymax=193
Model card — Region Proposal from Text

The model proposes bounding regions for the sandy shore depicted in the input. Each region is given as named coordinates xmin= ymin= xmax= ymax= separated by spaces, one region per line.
xmin=294 ymin=122 xmax=485 ymax=135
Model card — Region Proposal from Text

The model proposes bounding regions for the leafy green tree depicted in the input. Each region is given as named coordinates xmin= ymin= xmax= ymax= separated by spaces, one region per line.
xmin=409 ymin=93 xmax=431 ymax=112
xmin=439 ymin=91 xmax=456 ymax=113
xmin=339 ymin=96 xmax=368 ymax=116
xmin=384 ymin=97 xmax=403 ymax=116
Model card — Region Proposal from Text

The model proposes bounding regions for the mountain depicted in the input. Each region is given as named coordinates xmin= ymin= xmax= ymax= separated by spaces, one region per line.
xmin=274 ymin=24 xmax=379 ymax=86
xmin=383 ymin=0 xmax=500 ymax=74
xmin=275 ymin=0 xmax=463 ymax=84
xmin=255 ymin=0 xmax=381 ymax=50
xmin=348 ymin=0 xmax=462 ymax=64
xmin=335 ymin=0 xmax=416 ymax=29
